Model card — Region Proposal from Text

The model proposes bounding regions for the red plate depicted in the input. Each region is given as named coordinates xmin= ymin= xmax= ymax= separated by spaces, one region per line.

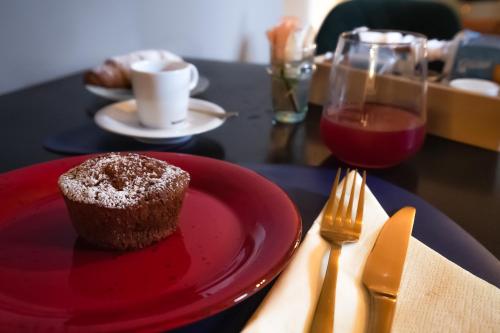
xmin=0 ymin=153 xmax=301 ymax=332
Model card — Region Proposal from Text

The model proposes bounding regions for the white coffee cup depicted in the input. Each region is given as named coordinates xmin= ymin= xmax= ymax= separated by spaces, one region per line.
xmin=131 ymin=60 xmax=199 ymax=128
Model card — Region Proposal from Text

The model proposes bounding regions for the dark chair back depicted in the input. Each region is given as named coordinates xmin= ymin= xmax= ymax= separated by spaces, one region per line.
xmin=316 ymin=0 xmax=462 ymax=54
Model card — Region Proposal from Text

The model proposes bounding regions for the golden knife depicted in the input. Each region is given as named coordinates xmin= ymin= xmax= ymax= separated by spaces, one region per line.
xmin=362 ymin=207 xmax=416 ymax=333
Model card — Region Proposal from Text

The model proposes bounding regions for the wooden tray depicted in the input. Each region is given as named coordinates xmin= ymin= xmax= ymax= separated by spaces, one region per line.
xmin=310 ymin=59 xmax=500 ymax=152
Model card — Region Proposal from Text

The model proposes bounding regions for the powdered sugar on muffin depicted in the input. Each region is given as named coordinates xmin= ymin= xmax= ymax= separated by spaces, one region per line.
xmin=58 ymin=153 xmax=189 ymax=209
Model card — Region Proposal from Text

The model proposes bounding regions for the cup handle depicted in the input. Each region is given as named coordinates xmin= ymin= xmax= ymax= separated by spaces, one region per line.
xmin=188 ymin=64 xmax=199 ymax=91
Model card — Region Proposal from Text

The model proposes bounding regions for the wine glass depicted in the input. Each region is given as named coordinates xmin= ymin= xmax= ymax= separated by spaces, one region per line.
xmin=320 ymin=29 xmax=428 ymax=168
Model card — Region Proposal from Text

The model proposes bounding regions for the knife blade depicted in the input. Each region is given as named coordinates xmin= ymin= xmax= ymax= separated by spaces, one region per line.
xmin=362 ymin=206 xmax=416 ymax=333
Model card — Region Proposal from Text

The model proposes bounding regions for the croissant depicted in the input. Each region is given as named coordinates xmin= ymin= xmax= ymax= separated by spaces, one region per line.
xmin=84 ymin=50 xmax=182 ymax=88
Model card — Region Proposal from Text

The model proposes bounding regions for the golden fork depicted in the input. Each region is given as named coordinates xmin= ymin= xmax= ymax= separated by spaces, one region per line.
xmin=309 ymin=168 xmax=366 ymax=333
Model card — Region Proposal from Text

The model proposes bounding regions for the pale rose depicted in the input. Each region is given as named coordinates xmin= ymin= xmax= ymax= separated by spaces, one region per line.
xmin=267 ymin=17 xmax=315 ymax=63
xmin=267 ymin=17 xmax=299 ymax=62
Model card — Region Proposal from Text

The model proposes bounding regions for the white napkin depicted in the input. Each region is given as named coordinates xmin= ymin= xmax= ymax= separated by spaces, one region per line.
xmin=243 ymin=172 xmax=500 ymax=333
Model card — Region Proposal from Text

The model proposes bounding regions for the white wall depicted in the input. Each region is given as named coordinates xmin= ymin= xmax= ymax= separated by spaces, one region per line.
xmin=0 ymin=0 xmax=283 ymax=95
xmin=0 ymin=0 xmax=143 ymax=95
xmin=138 ymin=0 xmax=282 ymax=63
xmin=285 ymin=0 xmax=342 ymax=30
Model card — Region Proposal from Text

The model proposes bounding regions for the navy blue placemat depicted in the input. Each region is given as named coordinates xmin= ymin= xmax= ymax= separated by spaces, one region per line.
xmin=43 ymin=123 xmax=226 ymax=159
xmin=250 ymin=164 xmax=500 ymax=285
xmin=167 ymin=164 xmax=499 ymax=333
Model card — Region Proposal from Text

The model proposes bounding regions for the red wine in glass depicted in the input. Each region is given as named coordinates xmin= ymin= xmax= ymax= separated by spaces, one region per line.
xmin=320 ymin=103 xmax=426 ymax=168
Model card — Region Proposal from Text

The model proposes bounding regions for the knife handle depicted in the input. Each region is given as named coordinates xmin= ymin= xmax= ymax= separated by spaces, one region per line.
xmin=367 ymin=292 xmax=396 ymax=333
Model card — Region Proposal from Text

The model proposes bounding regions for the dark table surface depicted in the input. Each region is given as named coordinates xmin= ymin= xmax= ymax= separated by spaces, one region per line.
xmin=0 ymin=58 xmax=499 ymax=263
xmin=1 ymin=58 xmax=499 ymax=333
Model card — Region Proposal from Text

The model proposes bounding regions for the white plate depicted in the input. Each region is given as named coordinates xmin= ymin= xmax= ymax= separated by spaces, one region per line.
xmin=86 ymin=76 xmax=210 ymax=101
xmin=94 ymin=98 xmax=226 ymax=144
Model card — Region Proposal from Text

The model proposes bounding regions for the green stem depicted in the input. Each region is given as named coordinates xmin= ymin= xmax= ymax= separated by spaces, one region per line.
xmin=280 ymin=68 xmax=300 ymax=113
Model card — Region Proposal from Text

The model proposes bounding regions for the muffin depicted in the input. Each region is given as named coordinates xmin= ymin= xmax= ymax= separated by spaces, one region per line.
xmin=58 ymin=153 xmax=190 ymax=250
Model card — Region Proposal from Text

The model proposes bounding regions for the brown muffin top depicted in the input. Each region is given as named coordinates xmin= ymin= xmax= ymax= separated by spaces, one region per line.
xmin=58 ymin=153 xmax=189 ymax=209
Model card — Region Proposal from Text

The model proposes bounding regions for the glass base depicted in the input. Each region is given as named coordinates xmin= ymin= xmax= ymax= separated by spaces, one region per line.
xmin=273 ymin=110 xmax=307 ymax=124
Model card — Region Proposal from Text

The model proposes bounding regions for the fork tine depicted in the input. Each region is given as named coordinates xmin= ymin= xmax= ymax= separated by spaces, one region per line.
xmin=335 ymin=168 xmax=350 ymax=224
xmin=355 ymin=170 xmax=366 ymax=230
xmin=345 ymin=170 xmax=357 ymax=224
xmin=324 ymin=168 xmax=341 ymax=220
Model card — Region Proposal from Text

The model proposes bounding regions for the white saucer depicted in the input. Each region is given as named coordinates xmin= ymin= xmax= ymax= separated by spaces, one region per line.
xmin=86 ymin=76 xmax=210 ymax=101
xmin=94 ymin=98 xmax=226 ymax=144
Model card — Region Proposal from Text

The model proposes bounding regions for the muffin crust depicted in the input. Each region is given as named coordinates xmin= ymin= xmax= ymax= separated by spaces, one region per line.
xmin=58 ymin=153 xmax=190 ymax=250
